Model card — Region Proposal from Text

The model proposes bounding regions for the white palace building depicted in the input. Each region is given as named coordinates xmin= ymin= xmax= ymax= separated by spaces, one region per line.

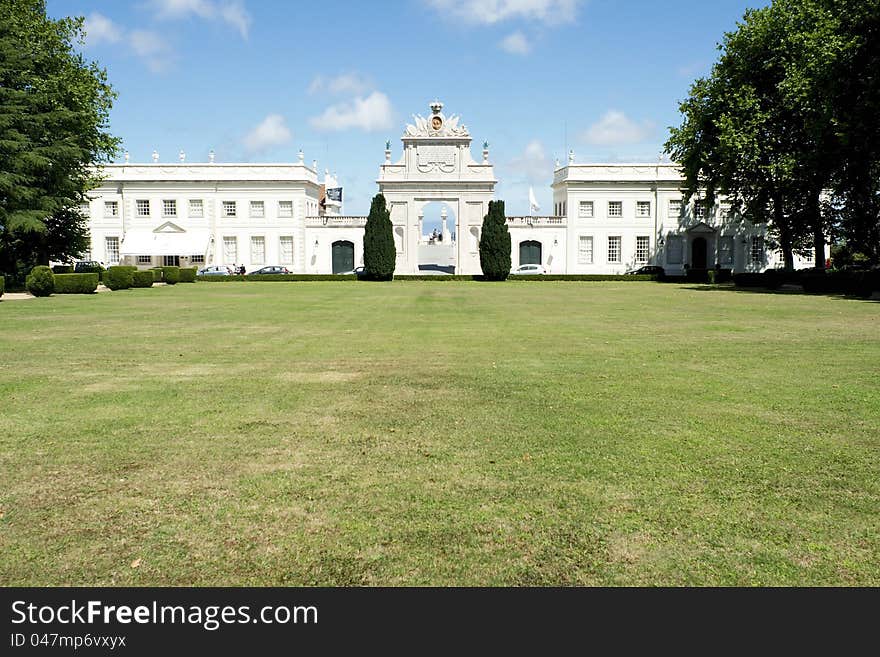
xmin=81 ymin=101 xmax=802 ymax=275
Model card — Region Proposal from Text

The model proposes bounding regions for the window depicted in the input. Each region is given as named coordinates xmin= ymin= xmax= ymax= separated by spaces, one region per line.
xmin=251 ymin=236 xmax=265 ymax=264
xmin=163 ymin=199 xmax=177 ymax=217
xmin=280 ymin=236 xmax=294 ymax=265
xmin=666 ymin=236 xmax=683 ymax=264
xmin=136 ymin=199 xmax=150 ymax=217
xmin=105 ymin=236 xmax=120 ymax=264
xmin=250 ymin=201 xmax=264 ymax=218
xmin=189 ymin=199 xmax=204 ymax=218
xmin=636 ymin=201 xmax=651 ymax=218
xmin=669 ymin=199 xmax=682 ymax=216
xmin=104 ymin=201 xmax=118 ymax=218
xmin=578 ymin=201 xmax=593 ymax=218
xmin=222 ymin=201 xmax=236 ymax=218
xmin=608 ymin=201 xmax=622 ymax=218
xmin=719 ymin=236 xmax=734 ymax=265
xmin=607 ymin=236 xmax=621 ymax=263
xmin=562 ymin=201 xmax=566 ymax=216
xmin=577 ymin=235 xmax=593 ymax=264
xmin=137 ymin=255 xmax=151 ymax=265
xmin=191 ymin=255 xmax=205 ymax=264
xmin=694 ymin=200 xmax=706 ymax=219
xmin=636 ymin=236 xmax=650 ymax=263
xmin=223 ymin=236 xmax=237 ymax=263
xmin=278 ymin=201 xmax=293 ymax=218
xmin=751 ymin=236 xmax=764 ymax=264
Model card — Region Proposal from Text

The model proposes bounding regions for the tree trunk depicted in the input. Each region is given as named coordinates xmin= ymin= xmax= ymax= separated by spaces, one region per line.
xmin=773 ymin=193 xmax=794 ymax=271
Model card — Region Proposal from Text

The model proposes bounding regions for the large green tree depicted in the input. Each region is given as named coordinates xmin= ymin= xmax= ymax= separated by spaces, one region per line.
xmin=667 ymin=0 xmax=880 ymax=270
xmin=363 ymin=193 xmax=395 ymax=280
xmin=478 ymin=200 xmax=511 ymax=280
xmin=0 ymin=0 xmax=118 ymax=281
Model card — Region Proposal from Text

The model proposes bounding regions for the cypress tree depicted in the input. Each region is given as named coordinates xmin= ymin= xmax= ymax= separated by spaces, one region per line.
xmin=363 ymin=193 xmax=396 ymax=280
xmin=479 ymin=200 xmax=511 ymax=280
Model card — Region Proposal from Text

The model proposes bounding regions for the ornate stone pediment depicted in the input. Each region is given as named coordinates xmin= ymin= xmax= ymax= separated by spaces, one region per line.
xmin=404 ymin=100 xmax=470 ymax=139
xmin=154 ymin=221 xmax=186 ymax=233
xmin=687 ymin=221 xmax=717 ymax=234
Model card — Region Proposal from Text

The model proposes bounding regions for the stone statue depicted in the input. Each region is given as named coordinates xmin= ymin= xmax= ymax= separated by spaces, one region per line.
xmin=385 ymin=140 xmax=391 ymax=151
xmin=483 ymin=140 xmax=489 ymax=150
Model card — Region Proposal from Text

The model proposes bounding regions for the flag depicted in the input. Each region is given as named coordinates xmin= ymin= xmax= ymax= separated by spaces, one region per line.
xmin=529 ymin=187 xmax=540 ymax=213
xmin=327 ymin=187 xmax=343 ymax=203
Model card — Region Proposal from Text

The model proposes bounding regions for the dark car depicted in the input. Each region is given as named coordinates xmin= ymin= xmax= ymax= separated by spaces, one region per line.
xmin=74 ymin=260 xmax=104 ymax=273
xmin=625 ymin=265 xmax=664 ymax=276
xmin=249 ymin=266 xmax=290 ymax=275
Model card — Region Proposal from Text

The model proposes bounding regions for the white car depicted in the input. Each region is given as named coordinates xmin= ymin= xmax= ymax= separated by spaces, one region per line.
xmin=198 ymin=265 xmax=233 ymax=276
xmin=511 ymin=264 xmax=546 ymax=275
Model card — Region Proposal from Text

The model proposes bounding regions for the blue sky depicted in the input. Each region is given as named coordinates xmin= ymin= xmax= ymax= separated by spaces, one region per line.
xmin=49 ymin=0 xmax=767 ymax=216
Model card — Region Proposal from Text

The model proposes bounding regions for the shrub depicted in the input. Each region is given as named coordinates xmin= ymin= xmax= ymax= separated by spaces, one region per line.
xmin=762 ymin=269 xmax=786 ymax=289
xmin=149 ymin=267 xmax=164 ymax=282
xmin=363 ymin=193 xmax=396 ymax=280
xmin=0 ymin=276 xmax=4 ymax=298
xmin=714 ymin=268 xmax=733 ymax=283
xmin=131 ymin=270 xmax=155 ymax=288
xmin=26 ymin=266 xmax=54 ymax=296
xmin=161 ymin=266 xmax=180 ymax=284
xmin=53 ymin=273 xmax=99 ymax=294
xmin=685 ymin=267 xmax=709 ymax=283
xmin=105 ymin=266 xmax=134 ymax=290
xmin=52 ymin=265 xmax=74 ymax=274
xmin=479 ymin=200 xmax=511 ymax=280
xmin=178 ymin=267 xmax=198 ymax=283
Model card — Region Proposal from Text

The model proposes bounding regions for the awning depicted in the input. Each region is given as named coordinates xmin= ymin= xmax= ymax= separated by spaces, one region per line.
xmin=120 ymin=229 xmax=210 ymax=256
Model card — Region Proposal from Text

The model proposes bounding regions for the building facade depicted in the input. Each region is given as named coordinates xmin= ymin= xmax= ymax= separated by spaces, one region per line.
xmin=83 ymin=101 xmax=807 ymax=274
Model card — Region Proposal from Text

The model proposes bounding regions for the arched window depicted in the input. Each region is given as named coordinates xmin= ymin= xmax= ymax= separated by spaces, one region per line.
xmin=519 ymin=240 xmax=542 ymax=265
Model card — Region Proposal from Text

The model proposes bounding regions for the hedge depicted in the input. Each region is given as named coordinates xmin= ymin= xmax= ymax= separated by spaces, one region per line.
xmin=53 ymin=273 xmax=99 ymax=294
xmin=197 ymin=274 xmax=357 ymax=282
xmin=105 ymin=266 xmax=134 ymax=290
xmin=26 ymin=266 xmax=54 ymax=296
xmin=131 ymin=270 xmax=155 ymax=288
xmin=195 ymin=273 xmax=657 ymax=282
xmin=802 ymin=268 xmax=879 ymax=297
xmin=161 ymin=266 xmax=180 ymax=284
xmin=51 ymin=265 xmax=74 ymax=274
xmin=149 ymin=267 xmax=164 ymax=282
xmin=178 ymin=267 xmax=198 ymax=283
xmin=0 ymin=276 xmax=4 ymax=298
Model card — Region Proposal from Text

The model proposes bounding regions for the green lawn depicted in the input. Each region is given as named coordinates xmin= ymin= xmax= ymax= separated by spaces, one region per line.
xmin=1 ymin=281 xmax=878 ymax=585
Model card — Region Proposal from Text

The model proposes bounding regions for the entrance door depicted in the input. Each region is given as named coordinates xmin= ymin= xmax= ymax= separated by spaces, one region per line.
xmin=519 ymin=240 xmax=542 ymax=265
xmin=332 ymin=240 xmax=354 ymax=274
xmin=163 ymin=255 xmax=180 ymax=267
xmin=691 ymin=237 xmax=707 ymax=269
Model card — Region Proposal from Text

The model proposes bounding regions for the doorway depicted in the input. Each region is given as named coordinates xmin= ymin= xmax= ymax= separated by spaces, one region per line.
xmin=332 ymin=240 xmax=354 ymax=274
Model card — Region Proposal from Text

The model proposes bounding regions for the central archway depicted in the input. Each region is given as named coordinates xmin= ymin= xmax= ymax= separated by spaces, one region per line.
xmin=418 ymin=201 xmax=456 ymax=273
xmin=377 ymin=100 xmax=496 ymax=275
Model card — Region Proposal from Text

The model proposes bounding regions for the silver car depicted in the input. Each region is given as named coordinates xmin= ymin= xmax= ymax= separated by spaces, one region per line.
xmin=198 ymin=265 xmax=232 ymax=276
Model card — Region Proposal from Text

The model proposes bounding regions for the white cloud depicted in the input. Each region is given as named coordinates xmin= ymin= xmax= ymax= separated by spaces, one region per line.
xmin=309 ymin=92 xmax=394 ymax=133
xmin=82 ymin=13 xmax=123 ymax=47
xmin=507 ymin=139 xmax=552 ymax=183
xmin=308 ymin=73 xmax=372 ymax=96
xmin=243 ymin=114 xmax=293 ymax=153
xmin=426 ymin=0 xmax=581 ymax=25
xmin=499 ymin=31 xmax=531 ymax=55
xmin=582 ymin=111 xmax=655 ymax=146
xmin=128 ymin=30 xmax=174 ymax=73
xmin=151 ymin=0 xmax=252 ymax=39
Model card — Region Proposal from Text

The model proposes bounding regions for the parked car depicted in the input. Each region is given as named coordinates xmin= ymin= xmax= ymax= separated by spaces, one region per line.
xmin=339 ymin=266 xmax=366 ymax=276
xmin=625 ymin=265 xmax=665 ymax=276
xmin=74 ymin=260 xmax=105 ymax=273
xmin=511 ymin=264 xmax=546 ymax=275
xmin=249 ymin=266 xmax=290 ymax=275
xmin=198 ymin=265 xmax=233 ymax=276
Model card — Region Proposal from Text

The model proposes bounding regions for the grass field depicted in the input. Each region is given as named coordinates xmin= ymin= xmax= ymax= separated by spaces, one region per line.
xmin=1 ymin=281 xmax=878 ymax=586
